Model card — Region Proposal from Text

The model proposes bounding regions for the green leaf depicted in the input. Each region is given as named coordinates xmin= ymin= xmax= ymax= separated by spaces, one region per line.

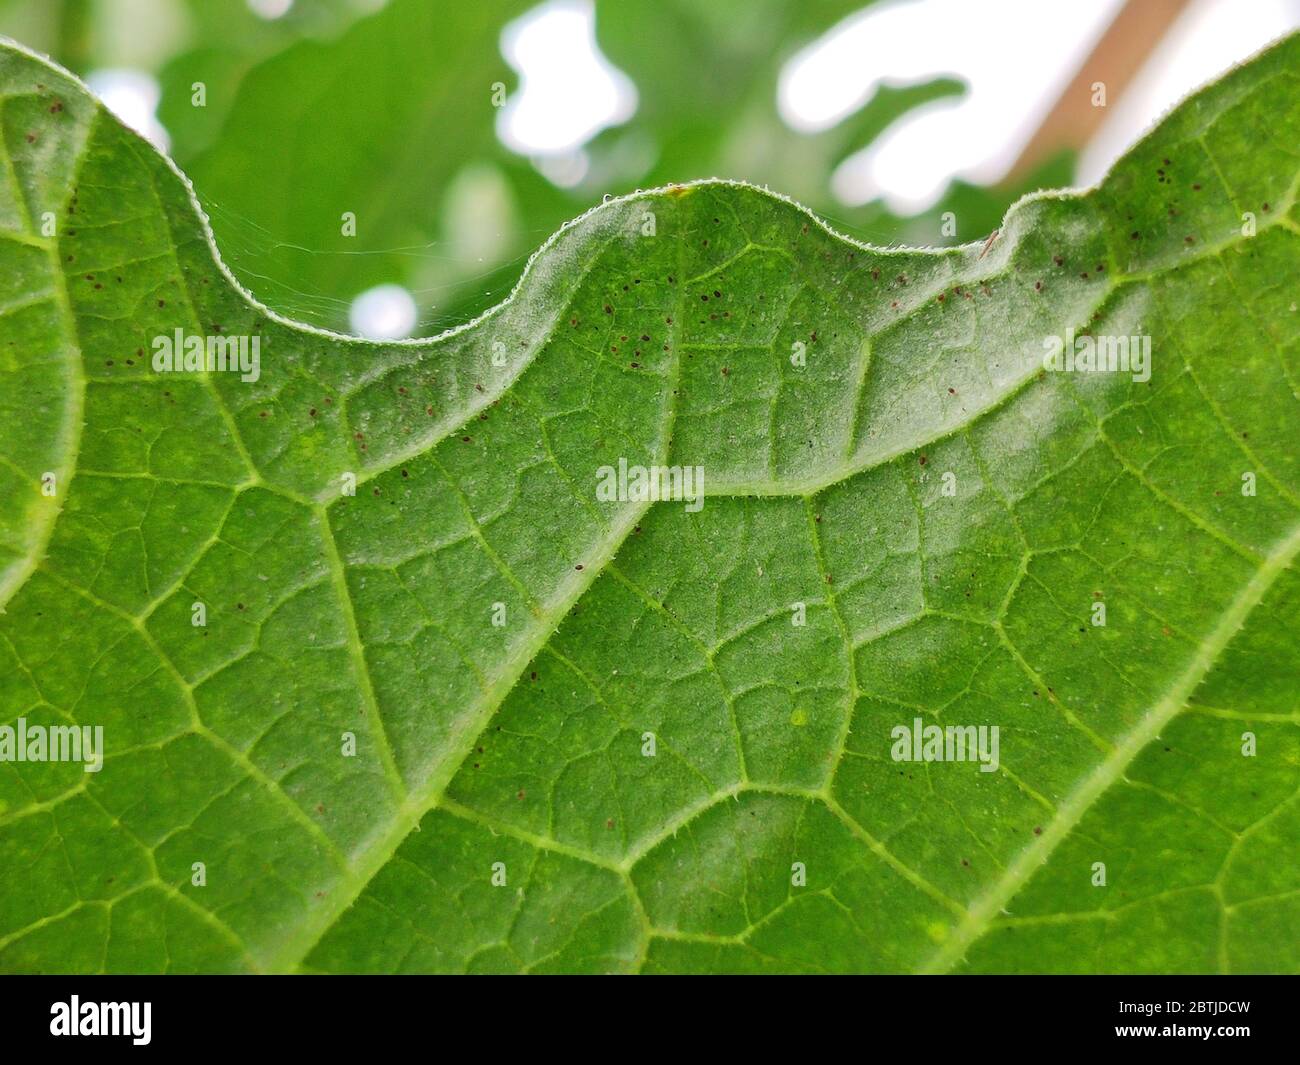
xmin=1 ymin=33 xmax=1299 ymax=974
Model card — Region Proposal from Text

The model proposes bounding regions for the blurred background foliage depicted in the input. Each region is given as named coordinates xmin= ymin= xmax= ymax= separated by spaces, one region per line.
xmin=0 ymin=0 xmax=1141 ymax=335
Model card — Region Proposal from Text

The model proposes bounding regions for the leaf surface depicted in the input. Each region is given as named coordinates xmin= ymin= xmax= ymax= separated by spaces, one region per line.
xmin=0 ymin=36 xmax=1298 ymax=974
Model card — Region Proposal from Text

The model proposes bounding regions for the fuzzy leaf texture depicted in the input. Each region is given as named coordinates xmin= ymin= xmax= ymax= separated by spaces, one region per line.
xmin=0 ymin=36 xmax=1298 ymax=974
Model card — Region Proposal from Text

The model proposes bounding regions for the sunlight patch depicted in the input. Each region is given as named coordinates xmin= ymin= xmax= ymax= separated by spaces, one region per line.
xmin=496 ymin=0 xmax=637 ymax=158
xmin=247 ymin=0 xmax=294 ymax=19
xmin=349 ymin=284 xmax=418 ymax=340
xmin=777 ymin=0 xmax=1120 ymax=213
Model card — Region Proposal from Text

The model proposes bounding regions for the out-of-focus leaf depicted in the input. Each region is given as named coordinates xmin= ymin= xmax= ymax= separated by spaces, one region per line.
xmin=179 ymin=0 xmax=530 ymax=330
xmin=155 ymin=0 xmax=378 ymax=160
